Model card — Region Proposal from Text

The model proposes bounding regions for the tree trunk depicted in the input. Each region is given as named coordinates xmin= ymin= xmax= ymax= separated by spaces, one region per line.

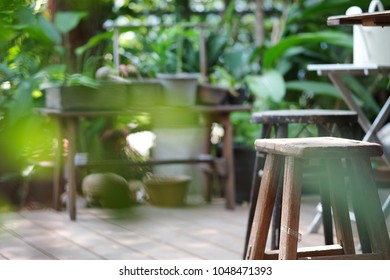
xmin=46 ymin=0 xmax=113 ymax=72
xmin=254 ymin=0 xmax=265 ymax=46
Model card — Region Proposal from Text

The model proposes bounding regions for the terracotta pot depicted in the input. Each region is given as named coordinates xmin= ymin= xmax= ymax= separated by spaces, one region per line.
xmin=197 ymin=84 xmax=228 ymax=105
xmin=143 ymin=174 xmax=191 ymax=207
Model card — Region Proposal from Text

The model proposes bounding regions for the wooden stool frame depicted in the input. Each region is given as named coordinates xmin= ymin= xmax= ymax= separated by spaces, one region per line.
xmin=244 ymin=109 xmax=359 ymax=257
xmin=245 ymin=137 xmax=390 ymax=260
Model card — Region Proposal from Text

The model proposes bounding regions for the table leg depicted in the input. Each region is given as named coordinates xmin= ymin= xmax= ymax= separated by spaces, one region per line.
xmin=363 ymin=97 xmax=390 ymax=142
xmin=66 ymin=117 xmax=77 ymax=221
xmin=53 ymin=118 xmax=65 ymax=211
xmin=382 ymin=194 xmax=390 ymax=220
xmin=328 ymin=73 xmax=390 ymax=165
xmin=328 ymin=73 xmax=372 ymax=132
xmin=219 ymin=113 xmax=236 ymax=210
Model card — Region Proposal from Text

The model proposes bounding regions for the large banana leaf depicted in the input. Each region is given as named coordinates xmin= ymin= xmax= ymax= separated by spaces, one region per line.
xmin=286 ymin=80 xmax=342 ymax=99
xmin=245 ymin=70 xmax=285 ymax=103
xmin=263 ymin=31 xmax=353 ymax=69
xmin=54 ymin=11 xmax=88 ymax=34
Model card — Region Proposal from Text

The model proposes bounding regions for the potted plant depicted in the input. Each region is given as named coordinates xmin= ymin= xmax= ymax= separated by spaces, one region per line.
xmin=153 ymin=24 xmax=201 ymax=106
xmin=116 ymin=23 xmax=202 ymax=106
xmin=37 ymin=10 xmax=133 ymax=111
xmin=42 ymin=72 xmax=129 ymax=111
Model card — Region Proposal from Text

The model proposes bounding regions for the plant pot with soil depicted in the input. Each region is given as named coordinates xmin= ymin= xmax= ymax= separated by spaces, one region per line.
xmin=142 ymin=173 xmax=191 ymax=207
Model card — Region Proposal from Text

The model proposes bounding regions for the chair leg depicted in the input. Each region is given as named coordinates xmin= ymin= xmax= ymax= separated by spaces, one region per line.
xmin=245 ymin=154 xmax=283 ymax=260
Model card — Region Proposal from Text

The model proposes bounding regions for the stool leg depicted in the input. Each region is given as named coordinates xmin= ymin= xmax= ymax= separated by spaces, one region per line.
xmin=246 ymin=154 xmax=283 ymax=260
xmin=310 ymin=157 xmax=334 ymax=245
xmin=317 ymin=125 xmax=334 ymax=246
xmin=279 ymin=156 xmax=303 ymax=260
xmin=319 ymin=173 xmax=334 ymax=245
xmin=243 ymin=124 xmax=273 ymax=258
xmin=271 ymin=124 xmax=289 ymax=250
xmin=326 ymin=158 xmax=356 ymax=255
xmin=351 ymin=157 xmax=390 ymax=259
xmin=243 ymin=151 xmax=262 ymax=259
xmin=270 ymin=161 xmax=284 ymax=250
xmin=345 ymin=158 xmax=372 ymax=253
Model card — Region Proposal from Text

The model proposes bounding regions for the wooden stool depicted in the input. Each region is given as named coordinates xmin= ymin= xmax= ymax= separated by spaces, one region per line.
xmin=245 ymin=137 xmax=390 ymax=260
xmin=244 ymin=109 xmax=359 ymax=256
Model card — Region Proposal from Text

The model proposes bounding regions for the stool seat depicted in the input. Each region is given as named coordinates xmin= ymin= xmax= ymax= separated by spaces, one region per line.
xmin=246 ymin=137 xmax=390 ymax=260
xmin=252 ymin=109 xmax=358 ymax=125
xmin=254 ymin=137 xmax=383 ymax=158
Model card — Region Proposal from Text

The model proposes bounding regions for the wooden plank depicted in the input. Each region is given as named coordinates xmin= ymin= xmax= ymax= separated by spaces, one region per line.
xmin=1 ymin=196 xmax=388 ymax=260
xmin=0 ymin=227 xmax=54 ymax=260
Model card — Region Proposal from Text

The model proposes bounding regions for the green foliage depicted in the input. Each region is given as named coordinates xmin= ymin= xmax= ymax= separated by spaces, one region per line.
xmin=285 ymin=80 xmax=342 ymax=100
xmin=3 ymin=0 xmax=389 ymax=158
xmin=0 ymin=3 xmax=100 ymax=175
xmin=210 ymin=0 xmax=390 ymax=122
xmin=262 ymin=31 xmax=353 ymax=70
xmin=245 ymin=70 xmax=286 ymax=103
xmin=54 ymin=11 xmax=88 ymax=34
xmin=230 ymin=111 xmax=259 ymax=147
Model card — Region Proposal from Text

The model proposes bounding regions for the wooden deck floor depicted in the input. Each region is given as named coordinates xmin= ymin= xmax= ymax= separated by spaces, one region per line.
xmin=1 ymin=191 xmax=389 ymax=260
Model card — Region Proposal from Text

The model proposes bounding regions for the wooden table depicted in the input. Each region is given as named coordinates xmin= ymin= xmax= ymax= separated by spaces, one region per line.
xmin=327 ymin=10 xmax=390 ymax=26
xmin=308 ymin=10 xmax=390 ymax=165
xmin=307 ymin=64 xmax=390 ymax=165
xmin=310 ymin=9 xmax=390 ymax=225
xmin=35 ymin=105 xmax=251 ymax=220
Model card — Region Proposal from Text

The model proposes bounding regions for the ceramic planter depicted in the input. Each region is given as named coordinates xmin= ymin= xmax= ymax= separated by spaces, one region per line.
xmin=45 ymin=83 xmax=128 ymax=111
xmin=143 ymin=174 xmax=191 ymax=207
xmin=156 ymin=73 xmax=200 ymax=106
xmin=127 ymin=79 xmax=163 ymax=106
xmin=197 ymin=83 xmax=229 ymax=105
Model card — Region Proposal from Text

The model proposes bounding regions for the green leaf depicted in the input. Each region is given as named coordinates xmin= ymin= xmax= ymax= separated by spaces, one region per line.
xmin=8 ymin=80 xmax=34 ymax=125
xmin=75 ymin=31 xmax=113 ymax=57
xmin=245 ymin=70 xmax=285 ymax=102
xmin=343 ymin=76 xmax=381 ymax=114
xmin=12 ymin=5 xmax=35 ymax=29
xmin=222 ymin=47 xmax=250 ymax=79
xmin=263 ymin=31 xmax=353 ymax=69
xmin=286 ymin=80 xmax=342 ymax=99
xmin=54 ymin=11 xmax=88 ymax=34
xmin=65 ymin=73 xmax=100 ymax=88
xmin=34 ymin=14 xmax=61 ymax=45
